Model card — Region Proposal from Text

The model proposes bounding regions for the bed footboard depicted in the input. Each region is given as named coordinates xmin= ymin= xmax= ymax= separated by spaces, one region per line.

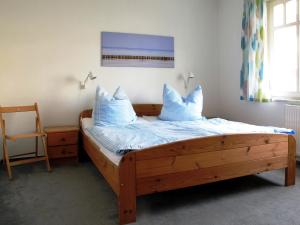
xmin=133 ymin=134 xmax=295 ymax=196
xmin=117 ymin=133 xmax=295 ymax=224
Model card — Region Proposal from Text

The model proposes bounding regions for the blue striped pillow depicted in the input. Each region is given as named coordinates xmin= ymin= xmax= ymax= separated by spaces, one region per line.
xmin=159 ymin=84 xmax=204 ymax=121
xmin=93 ymin=86 xmax=137 ymax=126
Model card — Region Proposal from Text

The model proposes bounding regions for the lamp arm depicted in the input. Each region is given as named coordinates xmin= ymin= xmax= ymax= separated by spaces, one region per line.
xmin=184 ymin=78 xmax=188 ymax=90
xmin=80 ymin=75 xmax=89 ymax=89
xmin=83 ymin=75 xmax=89 ymax=86
xmin=80 ymin=72 xmax=97 ymax=90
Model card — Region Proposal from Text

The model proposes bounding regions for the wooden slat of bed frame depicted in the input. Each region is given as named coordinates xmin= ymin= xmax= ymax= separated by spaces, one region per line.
xmin=135 ymin=134 xmax=288 ymax=161
xmin=132 ymin=104 xmax=162 ymax=117
xmin=136 ymin=142 xmax=288 ymax=178
xmin=80 ymin=109 xmax=92 ymax=119
xmin=79 ymin=104 xmax=162 ymax=119
xmin=136 ymin=156 xmax=288 ymax=196
xmin=83 ymin=134 xmax=120 ymax=194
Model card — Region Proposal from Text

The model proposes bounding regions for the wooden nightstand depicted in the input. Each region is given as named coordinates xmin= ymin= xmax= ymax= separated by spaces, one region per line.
xmin=44 ymin=126 xmax=79 ymax=163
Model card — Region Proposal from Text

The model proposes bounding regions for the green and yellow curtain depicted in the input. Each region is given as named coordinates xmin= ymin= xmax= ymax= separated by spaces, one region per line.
xmin=240 ymin=0 xmax=270 ymax=102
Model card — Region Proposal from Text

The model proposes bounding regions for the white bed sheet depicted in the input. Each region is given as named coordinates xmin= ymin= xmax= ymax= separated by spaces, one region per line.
xmin=81 ymin=118 xmax=122 ymax=166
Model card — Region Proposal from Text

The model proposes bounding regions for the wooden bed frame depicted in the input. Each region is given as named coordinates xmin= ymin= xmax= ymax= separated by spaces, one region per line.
xmin=79 ymin=104 xmax=296 ymax=225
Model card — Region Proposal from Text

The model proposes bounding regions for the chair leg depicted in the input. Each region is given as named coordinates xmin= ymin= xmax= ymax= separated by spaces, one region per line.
xmin=2 ymin=144 xmax=5 ymax=168
xmin=35 ymin=107 xmax=51 ymax=172
xmin=41 ymin=136 xmax=51 ymax=172
xmin=3 ymin=143 xmax=12 ymax=179
xmin=35 ymin=137 xmax=38 ymax=157
xmin=6 ymin=161 xmax=12 ymax=180
xmin=45 ymin=157 xmax=51 ymax=172
xmin=35 ymin=117 xmax=39 ymax=157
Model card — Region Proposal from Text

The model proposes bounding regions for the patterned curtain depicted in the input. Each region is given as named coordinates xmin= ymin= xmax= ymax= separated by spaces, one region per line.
xmin=240 ymin=0 xmax=270 ymax=102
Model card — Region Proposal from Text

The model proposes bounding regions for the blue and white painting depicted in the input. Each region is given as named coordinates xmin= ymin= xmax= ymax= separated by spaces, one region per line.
xmin=101 ymin=32 xmax=174 ymax=68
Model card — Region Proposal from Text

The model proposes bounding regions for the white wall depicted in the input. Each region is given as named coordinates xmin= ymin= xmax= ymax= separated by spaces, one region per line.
xmin=0 ymin=0 xmax=219 ymax=157
xmin=217 ymin=0 xmax=286 ymax=127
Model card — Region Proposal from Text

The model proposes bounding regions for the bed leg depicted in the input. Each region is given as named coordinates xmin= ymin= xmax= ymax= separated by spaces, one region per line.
xmin=285 ymin=135 xmax=296 ymax=186
xmin=119 ymin=153 xmax=136 ymax=225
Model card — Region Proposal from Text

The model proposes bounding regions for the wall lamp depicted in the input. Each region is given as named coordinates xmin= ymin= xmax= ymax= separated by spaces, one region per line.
xmin=80 ymin=72 xmax=97 ymax=89
xmin=182 ymin=72 xmax=195 ymax=92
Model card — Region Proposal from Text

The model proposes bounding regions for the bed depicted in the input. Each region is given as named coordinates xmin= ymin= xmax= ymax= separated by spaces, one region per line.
xmin=79 ymin=104 xmax=296 ymax=225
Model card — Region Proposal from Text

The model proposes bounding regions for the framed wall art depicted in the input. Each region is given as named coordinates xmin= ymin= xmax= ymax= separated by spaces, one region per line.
xmin=101 ymin=32 xmax=174 ymax=68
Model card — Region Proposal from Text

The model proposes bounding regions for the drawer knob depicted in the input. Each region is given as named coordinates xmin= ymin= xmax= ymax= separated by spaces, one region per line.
xmin=61 ymin=138 xmax=66 ymax=142
xmin=62 ymin=149 xmax=66 ymax=154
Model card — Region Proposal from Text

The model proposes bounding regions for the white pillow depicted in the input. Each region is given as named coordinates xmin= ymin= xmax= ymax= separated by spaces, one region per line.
xmin=93 ymin=86 xmax=137 ymax=126
xmin=159 ymin=84 xmax=204 ymax=121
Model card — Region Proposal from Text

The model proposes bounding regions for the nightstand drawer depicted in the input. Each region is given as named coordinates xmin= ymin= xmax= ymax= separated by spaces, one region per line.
xmin=47 ymin=131 xmax=78 ymax=146
xmin=48 ymin=145 xmax=78 ymax=159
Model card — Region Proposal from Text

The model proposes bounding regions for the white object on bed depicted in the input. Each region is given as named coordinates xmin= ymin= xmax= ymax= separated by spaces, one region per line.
xmin=159 ymin=84 xmax=204 ymax=121
xmin=93 ymin=86 xmax=137 ymax=126
xmin=142 ymin=116 xmax=159 ymax=122
xmin=81 ymin=118 xmax=122 ymax=165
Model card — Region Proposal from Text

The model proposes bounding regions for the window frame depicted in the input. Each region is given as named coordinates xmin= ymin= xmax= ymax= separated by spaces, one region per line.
xmin=267 ymin=0 xmax=300 ymax=100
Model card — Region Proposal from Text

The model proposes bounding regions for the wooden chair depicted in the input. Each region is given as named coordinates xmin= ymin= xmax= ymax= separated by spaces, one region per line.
xmin=0 ymin=103 xmax=51 ymax=179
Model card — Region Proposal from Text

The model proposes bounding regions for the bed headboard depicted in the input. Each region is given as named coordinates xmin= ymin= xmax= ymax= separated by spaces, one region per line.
xmin=132 ymin=104 xmax=162 ymax=117
xmin=79 ymin=104 xmax=162 ymax=120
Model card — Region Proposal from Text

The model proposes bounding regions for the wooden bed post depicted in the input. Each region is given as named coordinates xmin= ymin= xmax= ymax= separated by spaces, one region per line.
xmin=285 ymin=135 xmax=296 ymax=186
xmin=118 ymin=152 xmax=136 ymax=225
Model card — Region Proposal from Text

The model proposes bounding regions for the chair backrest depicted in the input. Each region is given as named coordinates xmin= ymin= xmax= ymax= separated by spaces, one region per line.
xmin=0 ymin=103 xmax=42 ymax=131
xmin=0 ymin=104 xmax=37 ymax=114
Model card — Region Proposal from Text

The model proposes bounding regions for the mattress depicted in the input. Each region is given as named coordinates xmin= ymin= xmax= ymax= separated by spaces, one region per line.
xmin=86 ymin=117 xmax=294 ymax=155
xmin=81 ymin=118 xmax=122 ymax=165
xmin=82 ymin=116 xmax=294 ymax=162
xmin=81 ymin=117 xmax=156 ymax=165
